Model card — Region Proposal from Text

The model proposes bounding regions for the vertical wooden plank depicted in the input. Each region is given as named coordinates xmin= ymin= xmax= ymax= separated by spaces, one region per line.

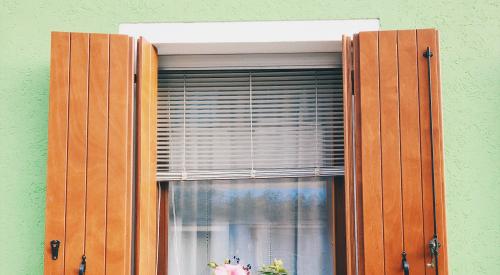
xmin=417 ymin=29 xmax=448 ymax=275
xmin=136 ymin=37 xmax=159 ymax=275
xmin=358 ymin=31 xmax=385 ymax=275
xmin=352 ymin=33 xmax=365 ymax=275
xmin=434 ymin=31 xmax=449 ymax=275
xmin=85 ymin=33 xmax=109 ymax=275
xmin=106 ymin=34 xmax=133 ymax=275
xmin=342 ymin=35 xmax=356 ymax=275
xmin=379 ymin=31 xmax=404 ymax=275
xmin=65 ymin=32 xmax=90 ymax=274
xmin=44 ymin=32 xmax=70 ymax=275
xmin=398 ymin=30 xmax=426 ymax=275
xmin=125 ymin=36 xmax=135 ymax=275
xmin=136 ymin=37 xmax=151 ymax=275
xmin=150 ymin=46 xmax=159 ymax=273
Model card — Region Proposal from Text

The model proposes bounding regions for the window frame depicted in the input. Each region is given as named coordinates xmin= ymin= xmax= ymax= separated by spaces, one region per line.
xmin=122 ymin=20 xmax=379 ymax=275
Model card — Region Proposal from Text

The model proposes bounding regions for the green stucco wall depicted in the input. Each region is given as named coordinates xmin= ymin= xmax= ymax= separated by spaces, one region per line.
xmin=1 ymin=0 xmax=499 ymax=274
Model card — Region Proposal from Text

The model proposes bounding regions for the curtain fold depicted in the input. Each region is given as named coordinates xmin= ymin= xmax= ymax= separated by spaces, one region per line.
xmin=167 ymin=178 xmax=333 ymax=275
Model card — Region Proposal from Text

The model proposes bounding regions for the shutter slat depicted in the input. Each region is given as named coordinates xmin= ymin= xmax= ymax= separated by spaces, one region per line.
xmin=378 ymin=31 xmax=404 ymax=274
xmin=64 ymin=33 xmax=90 ymax=274
xmin=44 ymin=32 xmax=70 ymax=275
xmin=85 ymin=33 xmax=109 ymax=274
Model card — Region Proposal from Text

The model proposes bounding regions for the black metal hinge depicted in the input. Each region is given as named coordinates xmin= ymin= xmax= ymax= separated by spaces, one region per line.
xmin=402 ymin=251 xmax=410 ymax=275
xmin=79 ymin=255 xmax=86 ymax=275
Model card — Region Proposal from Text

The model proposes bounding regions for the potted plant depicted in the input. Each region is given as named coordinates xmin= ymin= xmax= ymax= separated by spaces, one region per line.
xmin=208 ymin=257 xmax=288 ymax=275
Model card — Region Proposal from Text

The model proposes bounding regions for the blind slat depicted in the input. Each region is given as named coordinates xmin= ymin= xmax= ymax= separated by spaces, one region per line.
xmin=157 ymin=69 xmax=344 ymax=180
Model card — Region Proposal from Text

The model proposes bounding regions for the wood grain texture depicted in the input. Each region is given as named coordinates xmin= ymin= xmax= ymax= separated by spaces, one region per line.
xmin=358 ymin=31 xmax=385 ymax=275
xmin=135 ymin=37 xmax=159 ymax=275
xmin=379 ymin=31 xmax=404 ymax=275
xmin=416 ymin=29 xmax=448 ymax=275
xmin=342 ymin=35 xmax=356 ymax=275
xmin=44 ymin=32 xmax=70 ymax=275
xmin=151 ymin=46 xmax=159 ymax=273
xmin=85 ymin=33 xmax=109 ymax=275
xmin=352 ymin=29 xmax=447 ymax=275
xmin=45 ymin=31 xmax=134 ymax=275
xmin=352 ymin=33 xmax=365 ymax=275
xmin=434 ymin=31 xmax=448 ymax=275
xmin=398 ymin=30 xmax=426 ymax=275
xmin=106 ymin=34 xmax=133 ymax=275
xmin=125 ymin=36 xmax=135 ymax=275
xmin=65 ymin=32 xmax=90 ymax=275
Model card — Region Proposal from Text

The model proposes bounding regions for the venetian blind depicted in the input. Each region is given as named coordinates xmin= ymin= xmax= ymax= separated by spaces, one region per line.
xmin=157 ymin=69 xmax=344 ymax=181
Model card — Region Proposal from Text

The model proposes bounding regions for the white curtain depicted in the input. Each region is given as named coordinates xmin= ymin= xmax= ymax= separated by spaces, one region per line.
xmin=168 ymin=177 xmax=333 ymax=275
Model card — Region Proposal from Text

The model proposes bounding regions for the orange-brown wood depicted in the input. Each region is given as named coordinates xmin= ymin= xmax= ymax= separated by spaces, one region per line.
xmin=65 ymin=32 xmax=90 ymax=274
xmin=398 ymin=30 xmax=426 ymax=275
xmin=417 ymin=29 xmax=448 ymax=275
xmin=44 ymin=32 xmax=70 ymax=275
xmin=434 ymin=31 xmax=448 ymax=275
xmin=106 ymin=34 xmax=134 ymax=275
xmin=342 ymin=35 xmax=356 ymax=275
xmin=379 ymin=31 xmax=404 ymax=275
xmin=358 ymin=31 xmax=385 ymax=275
xmin=85 ymin=33 xmax=109 ymax=275
xmin=349 ymin=29 xmax=447 ymax=275
xmin=352 ymin=33 xmax=365 ymax=275
xmin=45 ymin=31 xmax=134 ymax=275
xmin=125 ymin=36 xmax=135 ymax=275
xmin=136 ymin=37 xmax=159 ymax=275
xmin=151 ymin=46 xmax=159 ymax=273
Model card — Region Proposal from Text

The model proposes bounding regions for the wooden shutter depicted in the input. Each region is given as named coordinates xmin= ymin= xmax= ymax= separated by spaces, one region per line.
xmin=339 ymin=35 xmax=356 ymax=275
xmin=348 ymin=29 xmax=448 ymax=275
xmin=44 ymin=32 xmax=134 ymax=275
xmin=135 ymin=37 xmax=159 ymax=275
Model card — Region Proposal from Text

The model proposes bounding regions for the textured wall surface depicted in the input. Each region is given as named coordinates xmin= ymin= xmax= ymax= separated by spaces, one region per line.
xmin=0 ymin=0 xmax=499 ymax=274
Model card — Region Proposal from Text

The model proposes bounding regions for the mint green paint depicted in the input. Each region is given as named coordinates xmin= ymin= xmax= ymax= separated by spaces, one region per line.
xmin=1 ymin=0 xmax=499 ymax=274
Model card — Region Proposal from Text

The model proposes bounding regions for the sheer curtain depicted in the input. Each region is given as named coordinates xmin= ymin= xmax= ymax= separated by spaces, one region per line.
xmin=168 ymin=177 xmax=333 ymax=275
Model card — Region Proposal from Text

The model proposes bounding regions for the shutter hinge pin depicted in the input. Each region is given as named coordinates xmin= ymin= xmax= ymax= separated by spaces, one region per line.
xmin=402 ymin=251 xmax=410 ymax=275
xmin=50 ymin=240 xmax=60 ymax=260
xmin=79 ymin=255 xmax=86 ymax=275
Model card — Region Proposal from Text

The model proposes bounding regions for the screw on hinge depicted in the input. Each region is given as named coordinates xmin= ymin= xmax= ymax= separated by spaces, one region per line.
xmin=50 ymin=240 xmax=60 ymax=260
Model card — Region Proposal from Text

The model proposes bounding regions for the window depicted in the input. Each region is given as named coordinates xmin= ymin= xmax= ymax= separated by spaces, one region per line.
xmin=44 ymin=24 xmax=448 ymax=275
xmin=158 ymin=68 xmax=343 ymax=275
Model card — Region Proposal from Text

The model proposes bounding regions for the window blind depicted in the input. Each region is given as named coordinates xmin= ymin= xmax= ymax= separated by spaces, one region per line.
xmin=157 ymin=69 xmax=344 ymax=181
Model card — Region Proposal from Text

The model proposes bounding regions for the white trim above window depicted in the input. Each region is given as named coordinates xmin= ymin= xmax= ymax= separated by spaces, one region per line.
xmin=119 ymin=19 xmax=379 ymax=55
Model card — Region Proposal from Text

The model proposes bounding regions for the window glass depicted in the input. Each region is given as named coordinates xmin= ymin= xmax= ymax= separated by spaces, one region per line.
xmin=168 ymin=177 xmax=333 ymax=275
